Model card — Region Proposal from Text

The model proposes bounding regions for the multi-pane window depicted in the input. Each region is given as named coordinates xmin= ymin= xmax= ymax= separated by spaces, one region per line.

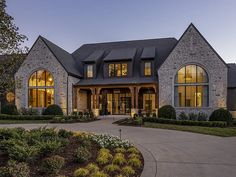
xmin=174 ymin=65 xmax=209 ymax=107
xmin=144 ymin=62 xmax=151 ymax=76
xmin=28 ymin=70 xmax=54 ymax=108
xmin=109 ymin=63 xmax=128 ymax=77
xmin=87 ymin=65 xmax=93 ymax=78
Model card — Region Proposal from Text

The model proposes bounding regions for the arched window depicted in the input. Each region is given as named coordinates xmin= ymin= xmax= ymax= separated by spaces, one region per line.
xmin=28 ymin=70 xmax=54 ymax=107
xmin=174 ymin=65 xmax=209 ymax=107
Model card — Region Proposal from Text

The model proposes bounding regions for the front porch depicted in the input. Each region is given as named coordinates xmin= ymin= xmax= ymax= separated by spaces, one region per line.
xmin=73 ymin=84 xmax=158 ymax=117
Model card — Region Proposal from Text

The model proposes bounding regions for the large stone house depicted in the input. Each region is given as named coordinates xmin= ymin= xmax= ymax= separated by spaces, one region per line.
xmin=15 ymin=24 xmax=236 ymax=117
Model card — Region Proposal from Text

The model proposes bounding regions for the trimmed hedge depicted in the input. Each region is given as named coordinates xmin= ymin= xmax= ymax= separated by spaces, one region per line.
xmin=158 ymin=105 xmax=176 ymax=119
xmin=143 ymin=117 xmax=228 ymax=127
xmin=1 ymin=104 xmax=19 ymax=115
xmin=0 ymin=114 xmax=54 ymax=120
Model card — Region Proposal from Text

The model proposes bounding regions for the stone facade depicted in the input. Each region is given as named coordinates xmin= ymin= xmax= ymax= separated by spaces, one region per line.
xmin=15 ymin=38 xmax=79 ymax=114
xmin=158 ymin=25 xmax=228 ymax=117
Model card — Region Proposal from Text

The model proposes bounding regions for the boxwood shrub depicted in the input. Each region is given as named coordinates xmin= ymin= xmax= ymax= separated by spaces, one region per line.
xmin=43 ymin=104 xmax=63 ymax=115
xmin=1 ymin=104 xmax=19 ymax=115
xmin=209 ymin=108 xmax=233 ymax=123
xmin=143 ymin=117 xmax=227 ymax=127
xmin=158 ymin=105 xmax=176 ymax=119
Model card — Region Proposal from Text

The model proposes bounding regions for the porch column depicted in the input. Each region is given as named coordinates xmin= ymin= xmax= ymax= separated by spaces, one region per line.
xmin=72 ymin=86 xmax=78 ymax=111
xmin=135 ymin=86 xmax=140 ymax=110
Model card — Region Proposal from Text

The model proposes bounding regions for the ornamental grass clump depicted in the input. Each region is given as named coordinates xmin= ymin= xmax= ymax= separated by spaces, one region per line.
xmin=85 ymin=163 xmax=100 ymax=173
xmin=128 ymin=153 xmax=141 ymax=159
xmin=96 ymin=148 xmax=113 ymax=166
xmin=128 ymin=157 xmax=142 ymax=169
xmin=114 ymin=147 xmax=126 ymax=153
xmin=121 ymin=166 xmax=135 ymax=177
xmin=104 ymin=164 xmax=120 ymax=175
xmin=112 ymin=153 xmax=127 ymax=166
xmin=73 ymin=168 xmax=89 ymax=177
xmin=127 ymin=147 xmax=139 ymax=154
xmin=90 ymin=171 xmax=108 ymax=177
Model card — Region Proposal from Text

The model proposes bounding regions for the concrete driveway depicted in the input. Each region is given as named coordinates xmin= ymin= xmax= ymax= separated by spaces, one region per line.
xmin=0 ymin=117 xmax=236 ymax=177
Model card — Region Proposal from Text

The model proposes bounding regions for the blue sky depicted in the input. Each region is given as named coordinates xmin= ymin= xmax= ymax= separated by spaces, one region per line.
xmin=7 ymin=0 xmax=236 ymax=63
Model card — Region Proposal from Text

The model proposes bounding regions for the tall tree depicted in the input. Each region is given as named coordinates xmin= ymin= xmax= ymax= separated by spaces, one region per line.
xmin=0 ymin=0 xmax=28 ymax=102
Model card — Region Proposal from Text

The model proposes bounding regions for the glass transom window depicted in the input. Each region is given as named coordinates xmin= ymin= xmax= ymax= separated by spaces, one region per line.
xmin=174 ymin=65 xmax=209 ymax=107
xmin=28 ymin=70 xmax=54 ymax=108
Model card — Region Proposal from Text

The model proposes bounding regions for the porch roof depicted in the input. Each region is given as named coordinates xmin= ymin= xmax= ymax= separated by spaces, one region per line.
xmin=76 ymin=77 xmax=157 ymax=86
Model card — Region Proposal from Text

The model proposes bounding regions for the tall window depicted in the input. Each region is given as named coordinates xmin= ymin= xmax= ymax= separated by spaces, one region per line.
xmin=87 ymin=65 xmax=93 ymax=78
xmin=28 ymin=70 xmax=54 ymax=108
xmin=174 ymin=65 xmax=209 ymax=107
xmin=109 ymin=63 xmax=128 ymax=77
xmin=144 ymin=62 xmax=151 ymax=76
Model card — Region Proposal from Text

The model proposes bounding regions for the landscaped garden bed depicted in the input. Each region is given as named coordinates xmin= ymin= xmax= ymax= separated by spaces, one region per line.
xmin=0 ymin=127 xmax=143 ymax=177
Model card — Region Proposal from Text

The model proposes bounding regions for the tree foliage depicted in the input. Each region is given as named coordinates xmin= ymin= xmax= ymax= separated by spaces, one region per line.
xmin=0 ymin=0 xmax=28 ymax=98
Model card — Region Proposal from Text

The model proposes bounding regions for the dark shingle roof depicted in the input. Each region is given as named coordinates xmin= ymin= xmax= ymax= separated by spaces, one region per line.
xmin=40 ymin=36 xmax=82 ymax=78
xmin=141 ymin=47 xmax=155 ymax=59
xmin=104 ymin=48 xmax=136 ymax=61
xmin=72 ymin=38 xmax=177 ymax=86
xmin=228 ymin=63 xmax=236 ymax=88
xmin=83 ymin=50 xmax=104 ymax=63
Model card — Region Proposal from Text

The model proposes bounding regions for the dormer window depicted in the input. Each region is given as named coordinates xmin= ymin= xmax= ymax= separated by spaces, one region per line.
xmin=86 ymin=64 xmax=93 ymax=78
xmin=109 ymin=63 xmax=128 ymax=77
xmin=144 ymin=62 xmax=151 ymax=76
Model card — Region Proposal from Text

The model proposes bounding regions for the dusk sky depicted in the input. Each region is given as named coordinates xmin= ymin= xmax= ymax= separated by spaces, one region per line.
xmin=7 ymin=0 xmax=236 ymax=63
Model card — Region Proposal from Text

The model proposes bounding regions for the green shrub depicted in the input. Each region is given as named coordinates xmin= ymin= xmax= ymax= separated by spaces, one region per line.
xmin=158 ymin=105 xmax=176 ymax=119
xmin=41 ymin=155 xmax=65 ymax=175
xmin=188 ymin=112 xmax=198 ymax=121
xmin=121 ymin=166 xmax=135 ymax=177
xmin=58 ymin=129 xmax=73 ymax=138
xmin=38 ymin=140 xmax=64 ymax=155
xmin=178 ymin=112 xmax=188 ymax=120
xmin=43 ymin=104 xmax=63 ymax=115
xmin=133 ymin=117 xmax=143 ymax=126
xmin=197 ymin=112 xmax=208 ymax=121
xmin=85 ymin=163 xmax=99 ymax=173
xmin=128 ymin=157 xmax=142 ymax=169
xmin=1 ymin=104 xmax=18 ymax=115
xmin=6 ymin=142 xmax=40 ymax=162
xmin=209 ymin=108 xmax=233 ymax=123
xmin=0 ymin=167 xmax=10 ymax=177
xmin=0 ymin=128 xmax=24 ymax=141
xmin=112 ymin=153 xmax=127 ymax=166
xmin=7 ymin=161 xmax=30 ymax=177
xmin=74 ymin=146 xmax=91 ymax=163
xmin=104 ymin=164 xmax=120 ymax=175
xmin=74 ymin=168 xmax=89 ymax=177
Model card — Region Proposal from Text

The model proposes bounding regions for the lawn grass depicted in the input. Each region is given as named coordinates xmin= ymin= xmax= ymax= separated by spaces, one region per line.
xmin=0 ymin=119 xmax=51 ymax=124
xmin=144 ymin=122 xmax=236 ymax=137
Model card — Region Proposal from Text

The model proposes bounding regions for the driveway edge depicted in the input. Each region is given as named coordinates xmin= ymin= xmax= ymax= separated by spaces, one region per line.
xmin=136 ymin=144 xmax=157 ymax=177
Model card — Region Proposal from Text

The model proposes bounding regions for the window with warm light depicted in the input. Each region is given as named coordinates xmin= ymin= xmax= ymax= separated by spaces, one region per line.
xmin=174 ymin=65 xmax=209 ymax=107
xmin=109 ymin=63 xmax=128 ymax=77
xmin=86 ymin=65 xmax=93 ymax=78
xmin=28 ymin=70 xmax=54 ymax=108
xmin=144 ymin=62 xmax=151 ymax=76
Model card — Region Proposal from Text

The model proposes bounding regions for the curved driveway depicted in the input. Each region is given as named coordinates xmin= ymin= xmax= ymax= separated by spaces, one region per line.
xmin=0 ymin=117 xmax=236 ymax=177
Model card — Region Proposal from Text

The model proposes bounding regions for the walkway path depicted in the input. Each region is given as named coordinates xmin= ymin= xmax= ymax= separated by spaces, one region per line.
xmin=0 ymin=117 xmax=236 ymax=177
